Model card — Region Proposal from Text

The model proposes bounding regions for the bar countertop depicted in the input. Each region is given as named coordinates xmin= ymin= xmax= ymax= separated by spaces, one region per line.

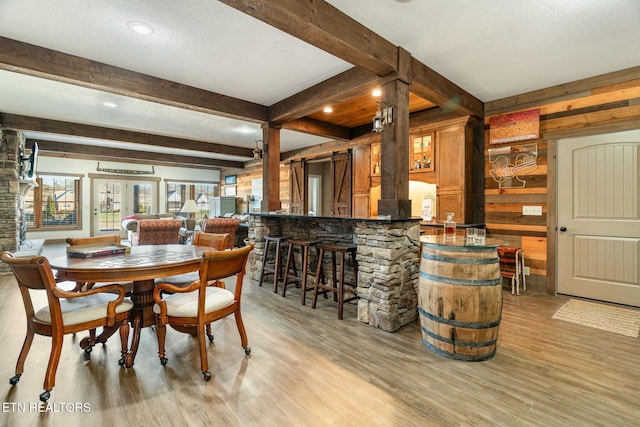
xmin=249 ymin=212 xmax=421 ymax=223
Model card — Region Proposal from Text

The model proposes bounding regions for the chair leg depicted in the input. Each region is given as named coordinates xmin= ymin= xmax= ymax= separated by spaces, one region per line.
xmin=156 ymin=322 xmax=168 ymax=366
xmin=282 ymin=242 xmax=294 ymax=297
xmin=300 ymin=246 xmax=310 ymax=306
xmin=118 ymin=319 xmax=130 ymax=366
xmin=197 ymin=324 xmax=211 ymax=381
xmin=258 ymin=240 xmax=270 ymax=287
xmin=42 ymin=333 xmax=64 ymax=401
xmin=234 ymin=309 xmax=251 ymax=355
xmin=311 ymin=247 xmax=325 ymax=309
xmin=338 ymin=252 xmax=346 ymax=320
xmin=273 ymin=240 xmax=283 ymax=293
xmin=331 ymin=251 xmax=338 ymax=302
xmin=10 ymin=329 xmax=34 ymax=385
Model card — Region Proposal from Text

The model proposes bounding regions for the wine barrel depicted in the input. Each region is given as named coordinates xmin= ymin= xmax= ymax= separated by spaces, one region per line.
xmin=418 ymin=237 xmax=503 ymax=361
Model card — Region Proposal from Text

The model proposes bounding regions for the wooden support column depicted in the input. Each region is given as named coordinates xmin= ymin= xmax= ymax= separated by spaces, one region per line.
xmin=261 ymin=125 xmax=282 ymax=212
xmin=378 ymin=49 xmax=411 ymax=218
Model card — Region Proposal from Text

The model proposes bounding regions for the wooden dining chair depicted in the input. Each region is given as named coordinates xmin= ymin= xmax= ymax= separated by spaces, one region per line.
xmin=154 ymin=231 xmax=231 ymax=289
xmin=152 ymin=244 xmax=254 ymax=381
xmin=65 ymin=234 xmax=134 ymax=294
xmin=0 ymin=251 xmax=133 ymax=402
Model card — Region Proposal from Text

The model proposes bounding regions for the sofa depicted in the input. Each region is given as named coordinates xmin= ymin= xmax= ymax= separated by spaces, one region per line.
xmin=121 ymin=213 xmax=183 ymax=242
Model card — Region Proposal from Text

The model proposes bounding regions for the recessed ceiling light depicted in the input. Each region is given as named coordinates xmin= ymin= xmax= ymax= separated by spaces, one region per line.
xmin=323 ymin=106 xmax=333 ymax=113
xmin=102 ymin=101 xmax=118 ymax=108
xmin=372 ymin=89 xmax=382 ymax=97
xmin=127 ymin=21 xmax=154 ymax=35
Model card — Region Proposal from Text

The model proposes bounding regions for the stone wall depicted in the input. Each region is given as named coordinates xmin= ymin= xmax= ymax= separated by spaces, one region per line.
xmin=0 ymin=130 xmax=22 ymax=274
xmin=247 ymin=215 xmax=421 ymax=332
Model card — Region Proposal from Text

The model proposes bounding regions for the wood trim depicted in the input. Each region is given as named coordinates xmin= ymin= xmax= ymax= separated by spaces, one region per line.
xmin=0 ymin=36 xmax=267 ymax=122
xmin=546 ymin=139 xmax=557 ymax=296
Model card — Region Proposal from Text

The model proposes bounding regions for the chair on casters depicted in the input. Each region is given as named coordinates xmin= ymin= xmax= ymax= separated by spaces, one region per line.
xmin=498 ymin=246 xmax=525 ymax=295
xmin=0 ymin=251 xmax=132 ymax=402
xmin=281 ymin=238 xmax=322 ymax=305
xmin=258 ymin=236 xmax=289 ymax=292
xmin=312 ymin=242 xmax=359 ymax=319
xmin=152 ymin=244 xmax=254 ymax=381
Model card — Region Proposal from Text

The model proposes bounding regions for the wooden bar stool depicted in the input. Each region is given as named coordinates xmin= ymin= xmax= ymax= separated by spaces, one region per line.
xmin=498 ymin=246 xmax=526 ymax=295
xmin=281 ymin=238 xmax=322 ymax=305
xmin=258 ymin=236 xmax=289 ymax=292
xmin=312 ymin=242 xmax=359 ymax=319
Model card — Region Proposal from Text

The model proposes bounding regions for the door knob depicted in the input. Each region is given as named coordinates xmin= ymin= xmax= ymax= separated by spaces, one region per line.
xmin=559 ymin=226 xmax=567 ymax=232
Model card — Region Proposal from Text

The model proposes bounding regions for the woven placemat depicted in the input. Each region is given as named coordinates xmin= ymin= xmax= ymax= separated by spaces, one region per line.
xmin=553 ymin=299 xmax=640 ymax=338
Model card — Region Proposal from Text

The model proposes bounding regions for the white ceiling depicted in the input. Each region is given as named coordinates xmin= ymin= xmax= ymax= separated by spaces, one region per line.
xmin=1 ymin=0 xmax=639 ymax=162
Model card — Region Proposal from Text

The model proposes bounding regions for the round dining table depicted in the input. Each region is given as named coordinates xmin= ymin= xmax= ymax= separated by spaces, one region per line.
xmin=49 ymin=244 xmax=210 ymax=368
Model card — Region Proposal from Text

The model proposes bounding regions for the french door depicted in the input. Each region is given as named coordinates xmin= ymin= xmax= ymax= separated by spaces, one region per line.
xmin=92 ymin=178 xmax=159 ymax=237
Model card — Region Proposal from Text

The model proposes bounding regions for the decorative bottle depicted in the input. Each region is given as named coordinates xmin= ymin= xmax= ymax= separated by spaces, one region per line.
xmin=444 ymin=212 xmax=456 ymax=237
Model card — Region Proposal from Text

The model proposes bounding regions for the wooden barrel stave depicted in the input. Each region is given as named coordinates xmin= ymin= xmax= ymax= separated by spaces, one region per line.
xmin=418 ymin=244 xmax=503 ymax=361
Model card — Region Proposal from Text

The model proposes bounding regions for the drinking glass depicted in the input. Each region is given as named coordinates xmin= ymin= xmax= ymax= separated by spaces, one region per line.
xmin=475 ymin=229 xmax=486 ymax=245
xmin=465 ymin=227 xmax=477 ymax=245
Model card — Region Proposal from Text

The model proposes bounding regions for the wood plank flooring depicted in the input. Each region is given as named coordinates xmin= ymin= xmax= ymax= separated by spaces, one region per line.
xmin=0 ymin=244 xmax=639 ymax=426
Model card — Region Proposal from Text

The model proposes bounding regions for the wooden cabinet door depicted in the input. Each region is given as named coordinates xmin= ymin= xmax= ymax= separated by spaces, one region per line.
xmin=352 ymin=145 xmax=370 ymax=218
xmin=435 ymin=124 xmax=471 ymax=223
xmin=331 ymin=151 xmax=352 ymax=217
xmin=289 ymin=159 xmax=306 ymax=214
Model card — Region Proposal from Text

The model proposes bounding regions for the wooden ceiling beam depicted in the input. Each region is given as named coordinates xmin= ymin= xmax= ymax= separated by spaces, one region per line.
xmin=269 ymin=67 xmax=379 ymax=124
xmin=281 ymin=117 xmax=351 ymax=141
xmin=410 ymin=59 xmax=484 ymax=118
xmin=220 ymin=0 xmax=397 ymax=77
xmin=0 ymin=36 xmax=268 ymax=122
xmin=1 ymin=113 xmax=254 ymax=159
xmin=30 ymin=139 xmax=244 ymax=169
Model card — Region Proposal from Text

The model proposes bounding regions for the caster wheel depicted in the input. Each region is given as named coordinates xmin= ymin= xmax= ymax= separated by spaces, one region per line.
xmin=39 ymin=389 xmax=51 ymax=402
xmin=203 ymin=371 xmax=212 ymax=381
xmin=118 ymin=357 xmax=125 ymax=366
xmin=79 ymin=337 xmax=90 ymax=349
xmin=206 ymin=333 xmax=214 ymax=343
xmin=160 ymin=357 xmax=168 ymax=366
xmin=84 ymin=346 xmax=93 ymax=354
xmin=244 ymin=346 xmax=251 ymax=355
xmin=9 ymin=374 xmax=21 ymax=385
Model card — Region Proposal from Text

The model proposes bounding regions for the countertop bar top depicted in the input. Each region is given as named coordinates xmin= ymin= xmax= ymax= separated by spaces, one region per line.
xmin=249 ymin=212 xmax=421 ymax=223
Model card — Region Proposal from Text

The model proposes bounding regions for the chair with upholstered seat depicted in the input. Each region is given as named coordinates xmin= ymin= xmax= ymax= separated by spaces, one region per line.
xmin=130 ymin=218 xmax=182 ymax=246
xmin=152 ymin=244 xmax=254 ymax=381
xmin=201 ymin=217 xmax=239 ymax=249
xmin=65 ymin=234 xmax=134 ymax=294
xmin=1 ymin=251 xmax=132 ymax=402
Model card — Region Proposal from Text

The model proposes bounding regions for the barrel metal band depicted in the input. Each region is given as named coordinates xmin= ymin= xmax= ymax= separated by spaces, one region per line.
xmin=419 ymin=270 xmax=502 ymax=286
xmin=422 ymin=339 xmax=496 ymax=361
xmin=418 ymin=306 xmax=502 ymax=329
xmin=421 ymin=252 xmax=499 ymax=265
xmin=420 ymin=325 xmax=497 ymax=348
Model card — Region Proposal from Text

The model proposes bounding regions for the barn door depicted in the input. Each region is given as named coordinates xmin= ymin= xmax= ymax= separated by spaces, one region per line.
xmin=289 ymin=159 xmax=306 ymax=215
xmin=331 ymin=151 xmax=352 ymax=217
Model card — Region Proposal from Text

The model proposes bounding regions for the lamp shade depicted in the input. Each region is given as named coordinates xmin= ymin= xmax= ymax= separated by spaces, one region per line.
xmin=180 ymin=199 xmax=199 ymax=213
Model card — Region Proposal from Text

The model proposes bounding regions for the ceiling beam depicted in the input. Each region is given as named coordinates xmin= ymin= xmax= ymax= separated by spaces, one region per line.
xmin=220 ymin=0 xmax=398 ymax=77
xmin=0 ymin=36 xmax=268 ymax=122
xmin=31 ymin=139 xmax=245 ymax=169
xmin=269 ymin=67 xmax=379 ymax=124
xmin=1 ymin=113 xmax=254 ymax=159
xmin=281 ymin=117 xmax=351 ymax=141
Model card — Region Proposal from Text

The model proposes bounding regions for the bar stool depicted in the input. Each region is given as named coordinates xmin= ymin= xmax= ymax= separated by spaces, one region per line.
xmin=498 ymin=246 xmax=526 ymax=295
xmin=281 ymin=238 xmax=322 ymax=305
xmin=258 ymin=236 xmax=289 ymax=292
xmin=312 ymin=242 xmax=359 ymax=319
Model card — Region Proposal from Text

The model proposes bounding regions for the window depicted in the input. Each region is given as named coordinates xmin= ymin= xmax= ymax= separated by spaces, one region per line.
xmin=166 ymin=181 xmax=218 ymax=221
xmin=25 ymin=174 xmax=82 ymax=229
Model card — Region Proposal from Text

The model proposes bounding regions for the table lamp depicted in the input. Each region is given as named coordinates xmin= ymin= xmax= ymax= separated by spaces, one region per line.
xmin=180 ymin=199 xmax=199 ymax=230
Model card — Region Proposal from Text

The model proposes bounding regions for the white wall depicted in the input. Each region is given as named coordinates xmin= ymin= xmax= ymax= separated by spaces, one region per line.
xmin=29 ymin=156 xmax=220 ymax=241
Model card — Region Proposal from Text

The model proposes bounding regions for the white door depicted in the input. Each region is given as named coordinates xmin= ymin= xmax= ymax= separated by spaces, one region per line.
xmin=93 ymin=178 xmax=157 ymax=236
xmin=557 ymin=130 xmax=640 ymax=306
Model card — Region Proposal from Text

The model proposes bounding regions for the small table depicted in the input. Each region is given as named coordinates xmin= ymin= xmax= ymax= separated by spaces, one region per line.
xmin=49 ymin=244 xmax=210 ymax=367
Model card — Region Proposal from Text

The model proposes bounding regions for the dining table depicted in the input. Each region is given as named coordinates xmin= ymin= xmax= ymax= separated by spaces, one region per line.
xmin=49 ymin=244 xmax=210 ymax=368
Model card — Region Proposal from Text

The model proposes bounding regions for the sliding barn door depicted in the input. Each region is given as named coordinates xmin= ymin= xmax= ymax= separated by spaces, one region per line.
xmin=289 ymin=159 xmax=306 ymax=215
xmin=331 ymin=151 xmax=352 ymax=217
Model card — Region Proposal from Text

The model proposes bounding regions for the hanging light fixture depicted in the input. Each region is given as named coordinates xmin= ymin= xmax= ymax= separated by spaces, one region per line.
xmin=253 ymin=140 xmax=263 ymax=159
xmin=372 ymin=101 xmax=393 ymax=132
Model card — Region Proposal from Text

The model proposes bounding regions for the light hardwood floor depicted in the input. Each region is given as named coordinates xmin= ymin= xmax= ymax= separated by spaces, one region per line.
xmin=0 ymin=244 xmax=639 ymax=426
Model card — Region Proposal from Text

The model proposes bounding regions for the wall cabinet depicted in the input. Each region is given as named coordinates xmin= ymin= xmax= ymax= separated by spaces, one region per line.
xmin=410 ymin=132 xmax=434 ymax=172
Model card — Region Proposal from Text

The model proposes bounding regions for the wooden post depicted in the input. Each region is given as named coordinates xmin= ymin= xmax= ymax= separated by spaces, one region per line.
xmin=261 ymin=125 xmax=282 ymax=212
xmin=377 ymin=55 xmax=411 ymax=217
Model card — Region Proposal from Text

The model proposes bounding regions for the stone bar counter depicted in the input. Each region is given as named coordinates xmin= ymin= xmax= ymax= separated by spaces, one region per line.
xmin=247 ymin=213 xmax=422 ymax=332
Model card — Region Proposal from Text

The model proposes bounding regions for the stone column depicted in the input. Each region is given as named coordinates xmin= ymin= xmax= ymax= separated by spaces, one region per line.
xmin=0 ymin=130 xmax=22 ymax=274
